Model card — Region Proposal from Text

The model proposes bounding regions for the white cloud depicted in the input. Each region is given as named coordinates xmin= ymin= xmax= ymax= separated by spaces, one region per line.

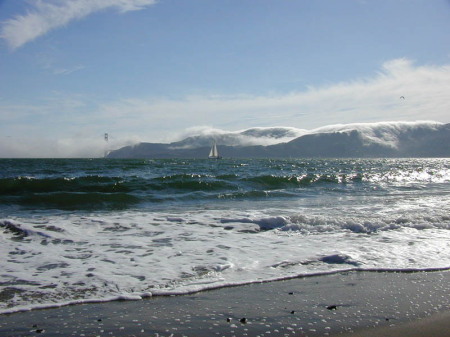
xmin=0 ymin=0 xmax=157 ymax=49
xmin=309 ymin=121 xmax=443 ymax=149
xmin=168 ymin=121 xmax=444 ymax=150
xmin=1 ymin=58 xmax=449 ymax=157
xmin=95 ymin=58 xmax=450 ymax=138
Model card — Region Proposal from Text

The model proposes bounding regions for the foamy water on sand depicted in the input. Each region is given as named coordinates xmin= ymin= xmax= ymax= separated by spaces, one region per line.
xmin=0 ymin=158 xmax=449 ymax=313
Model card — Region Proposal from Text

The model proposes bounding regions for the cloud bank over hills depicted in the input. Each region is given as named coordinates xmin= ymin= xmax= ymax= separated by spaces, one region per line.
xmin=107 ymin=121 xmax=450 ymax=158
xmin=1 ymin=58 xmax=448 ymax=158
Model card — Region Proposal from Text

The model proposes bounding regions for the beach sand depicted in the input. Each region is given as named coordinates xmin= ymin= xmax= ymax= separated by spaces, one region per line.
xmin=0 ymin=270 xmax=448 ymax=336
xmin=336 ymin=310 xmax=450 ymax=337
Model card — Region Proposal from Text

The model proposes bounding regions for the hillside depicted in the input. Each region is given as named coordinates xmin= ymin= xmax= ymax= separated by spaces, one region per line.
xmin=107 ymin=122 xmax=450 ymax=158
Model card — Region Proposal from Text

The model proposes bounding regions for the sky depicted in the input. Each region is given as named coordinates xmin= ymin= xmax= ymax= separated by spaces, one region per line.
xmin=0 ymin=0 xmax=449 ymax=157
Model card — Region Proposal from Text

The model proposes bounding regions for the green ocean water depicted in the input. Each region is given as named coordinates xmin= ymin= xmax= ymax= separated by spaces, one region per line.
xmin=1 ymin=158 xmax=448 ymax=211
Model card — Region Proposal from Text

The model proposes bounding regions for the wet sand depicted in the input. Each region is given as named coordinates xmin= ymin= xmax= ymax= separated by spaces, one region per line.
xmin=0 ymin=270 xmax=449 ymax=336
xmin=336 ymin=310 xmax=450 ymax=336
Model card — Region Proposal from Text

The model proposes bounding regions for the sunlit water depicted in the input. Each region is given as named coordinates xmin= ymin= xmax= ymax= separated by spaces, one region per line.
xmin=0 ymin=158 xmax=449 ymax=313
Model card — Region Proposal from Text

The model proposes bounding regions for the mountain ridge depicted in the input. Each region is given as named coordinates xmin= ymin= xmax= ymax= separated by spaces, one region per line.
xmin=106 ymin=122 xmax=450 ymax=158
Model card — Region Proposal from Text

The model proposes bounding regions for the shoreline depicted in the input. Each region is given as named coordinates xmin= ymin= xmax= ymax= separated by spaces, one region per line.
xmin=1 ymin=270 xmax=449 ymax=336
xmin=3 ymin=266 xmax=449 ymax=316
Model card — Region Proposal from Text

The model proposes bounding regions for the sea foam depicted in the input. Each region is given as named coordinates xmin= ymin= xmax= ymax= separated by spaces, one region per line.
xmin=0 ymin=158 xmax=449 ymax=314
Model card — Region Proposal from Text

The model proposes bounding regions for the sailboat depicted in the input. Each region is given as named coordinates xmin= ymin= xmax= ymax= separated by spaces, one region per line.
xmin=208 ymin=141 xmax=222 ymax=159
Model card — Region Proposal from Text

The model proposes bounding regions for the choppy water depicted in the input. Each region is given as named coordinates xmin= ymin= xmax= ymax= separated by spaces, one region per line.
xmin=0 ymin=158 xmax=449 ymax=313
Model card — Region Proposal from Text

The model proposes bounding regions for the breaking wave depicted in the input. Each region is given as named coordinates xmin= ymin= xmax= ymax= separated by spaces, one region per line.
xmin=0 ymin=157 xmax=449 ymax=314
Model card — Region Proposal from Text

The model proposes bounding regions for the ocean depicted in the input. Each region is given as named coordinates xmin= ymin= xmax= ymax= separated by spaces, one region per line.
xmin=0 ymin=158 xmax=449 ymax=314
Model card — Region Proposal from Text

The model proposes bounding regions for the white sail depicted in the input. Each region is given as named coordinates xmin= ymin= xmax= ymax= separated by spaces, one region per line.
xmin=208 ymin=142 xmax=220 ymax=159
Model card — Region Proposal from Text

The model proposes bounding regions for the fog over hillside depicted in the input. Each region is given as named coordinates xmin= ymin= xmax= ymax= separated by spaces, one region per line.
xmin=107 ymin=121 xmax=450 ymax=158
xmin=169 ymin=126 xmax=308 ymax=149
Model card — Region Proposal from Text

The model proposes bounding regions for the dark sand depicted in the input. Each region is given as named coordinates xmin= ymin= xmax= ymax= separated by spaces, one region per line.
xmin=336 ymin=310 xmax=450 ymax=336
xmin=0 ymin=270 xmax=449 ymax=336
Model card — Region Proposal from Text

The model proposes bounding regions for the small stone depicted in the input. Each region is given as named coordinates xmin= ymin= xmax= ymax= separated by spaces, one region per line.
xmin=226 ymin=317 xmax=232 ymax=323
xmin=36 ymin=329 xmax=44 ymax=333
xmin=290 ymin=310 xmax=296 ymax=314
xmin=326 ymin=305 xmax=337 ymax=310
xmin=288 ymin=292 xmax=294 ymax=295
xmin=240 ymin=317 xmax=248 ymax=324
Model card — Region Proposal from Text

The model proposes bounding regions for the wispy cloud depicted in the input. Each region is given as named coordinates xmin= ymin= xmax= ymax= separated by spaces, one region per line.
xmin=0 ymin=0 xmax=157 ymax=49
xmin=52 ymin=64 xmax=85 ymax=76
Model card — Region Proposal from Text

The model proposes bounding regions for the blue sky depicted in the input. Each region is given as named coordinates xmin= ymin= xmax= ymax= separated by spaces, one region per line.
xmin=0 ymin=0 xmax=449 ymax=157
